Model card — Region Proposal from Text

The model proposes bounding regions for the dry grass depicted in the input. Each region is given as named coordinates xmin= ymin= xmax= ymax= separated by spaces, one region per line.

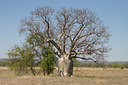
xmin=0 ymin=67 xmax=128 ymax=85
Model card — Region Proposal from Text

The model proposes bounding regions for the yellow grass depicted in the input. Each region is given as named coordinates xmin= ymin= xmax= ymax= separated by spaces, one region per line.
xmin=0 ymin=67 xmax=128 ymax=85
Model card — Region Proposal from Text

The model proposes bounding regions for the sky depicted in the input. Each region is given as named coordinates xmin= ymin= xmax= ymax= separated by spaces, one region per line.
xmin=0 ymin=0 xmax=128 ymax=61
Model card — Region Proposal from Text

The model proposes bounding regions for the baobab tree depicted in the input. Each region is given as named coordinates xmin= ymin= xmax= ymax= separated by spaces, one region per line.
xmin=20 ymin=7 xmax=111 ymax=77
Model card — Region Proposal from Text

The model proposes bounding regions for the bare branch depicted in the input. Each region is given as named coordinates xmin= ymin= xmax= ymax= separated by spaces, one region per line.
xmin=19 ymin=7 xmax=111 ymax=61
xmin=73 ymin=56 xmax=104 ymax=67
xmin=46 ymin=39 xmax=63 ymax=55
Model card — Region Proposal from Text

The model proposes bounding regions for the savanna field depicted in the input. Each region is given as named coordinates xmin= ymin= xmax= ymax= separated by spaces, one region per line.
xmin=0 ymin=67 xmax=128 ymax=85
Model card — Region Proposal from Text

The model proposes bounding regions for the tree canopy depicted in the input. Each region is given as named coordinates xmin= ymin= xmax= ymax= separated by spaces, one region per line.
xmin=7 ymin=7 xmax=112 ymax=77
xmin=20 ymin=7 xmax=111 ymax=62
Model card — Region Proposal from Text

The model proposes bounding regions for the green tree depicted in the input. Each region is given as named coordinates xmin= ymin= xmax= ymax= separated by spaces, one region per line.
xmin=8 ymin=44 xmax=36 ymax=75
xmin=8 ymin=34 xmax=56 ymax=76
xmin=26 ymin=34 xmax=56 ymax=75
xmin=40 ymin=46 xmax=56 ymax=75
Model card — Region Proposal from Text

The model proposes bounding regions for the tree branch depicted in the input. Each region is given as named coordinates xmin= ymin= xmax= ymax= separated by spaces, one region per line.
xmin=46 ymin=39 xmax=63 ymax=55
xmin=73 ymin=56 xmax=104 ymax=67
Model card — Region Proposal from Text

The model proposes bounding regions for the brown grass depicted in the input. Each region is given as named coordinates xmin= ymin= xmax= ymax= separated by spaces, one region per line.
xmin=0 ymin=67 xmax=128 ymax=85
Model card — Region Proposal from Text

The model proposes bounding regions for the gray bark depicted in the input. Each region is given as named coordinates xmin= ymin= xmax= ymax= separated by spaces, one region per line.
xmin=58 ymin=55 xmax=73 ymax=77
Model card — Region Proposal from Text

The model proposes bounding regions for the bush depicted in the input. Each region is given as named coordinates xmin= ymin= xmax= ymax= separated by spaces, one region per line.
xmin=7 ymin=34 xmax=56 ymax=76
xmin=123 ymin=62 xmax=128 ymax=68
xmin=72 ymin=58 xmax=81 ymax=67
xmin=40 ymin=46 xmax=56 ymax=76
xmin=8 ymin=45 xmax=36 ymax=76
xmin=0 ymin=61 xmax=7 ymax=66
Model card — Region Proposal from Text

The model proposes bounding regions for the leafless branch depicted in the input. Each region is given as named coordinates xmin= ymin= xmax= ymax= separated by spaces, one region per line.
xmin=19 ymin=7 xmax=111 ymax=61
xmin=73 ymin=56 xmax=104 ymax=67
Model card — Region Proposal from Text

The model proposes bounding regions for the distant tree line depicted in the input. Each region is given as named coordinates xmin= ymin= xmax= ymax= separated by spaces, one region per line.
xmin=0 ymin=61 xmax=8 ymax=66
xmin=1 ymin=59 xmax=128 ymax=70
xmin=73 ymin=59 xmax=128 ymax=69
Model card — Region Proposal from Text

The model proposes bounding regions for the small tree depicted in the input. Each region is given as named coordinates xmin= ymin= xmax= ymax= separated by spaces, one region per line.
xmin=26 ymin=34 xmax=56 ymax=75
xmin=8 ymin=44 xmax=36 ymax=75
xmin=40 ymin=46 xmax=56 ymax=75
xmin=8 ymin=34 xmax=56 ymax=76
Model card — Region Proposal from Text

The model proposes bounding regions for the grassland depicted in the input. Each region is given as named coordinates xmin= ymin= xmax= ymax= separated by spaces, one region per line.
xmin=0 ymin=67 xmax=128 ymax=85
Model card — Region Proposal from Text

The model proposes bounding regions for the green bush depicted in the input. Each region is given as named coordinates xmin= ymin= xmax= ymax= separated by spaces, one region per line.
xmin=0 ymin=61 xmax=7 ymax=66
xmin=8 ymin=45 xmax=36 ymax=76
xmin=123 ymin=62 xmax=128 ymax=68
xmin=7 ymin=34 xmax=56 ymax=76
xmin=72 ymin=58 xmax=81 ymax=67
xmin=40 ymin=46 xmax=56 ymax=76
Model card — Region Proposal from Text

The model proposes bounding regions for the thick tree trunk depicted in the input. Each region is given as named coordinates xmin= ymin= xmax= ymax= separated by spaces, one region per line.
xmin=58 ymin=55 xmax=73 ymax=77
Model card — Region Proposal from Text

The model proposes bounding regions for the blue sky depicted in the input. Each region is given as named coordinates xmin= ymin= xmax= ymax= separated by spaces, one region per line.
xmin=0 ymin=0 xmax=128 ymax=61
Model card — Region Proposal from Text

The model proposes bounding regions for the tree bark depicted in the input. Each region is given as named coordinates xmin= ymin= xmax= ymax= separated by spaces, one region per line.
xmin=58 ymin=55 xmax=73 ymax=77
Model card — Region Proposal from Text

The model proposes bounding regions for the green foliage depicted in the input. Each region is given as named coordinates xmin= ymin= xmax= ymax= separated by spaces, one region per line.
xmin=7 ymin=34 xmax=56 ymax=76
xmin=71 ymin=61 xmax=128 ymax=69
xmin=106 ymin=62 xmax=119 ymax=68
xmin=123 ymin=62 xmax=128 ymax=68
xmin=120 ymin=65 xmax=124 ymax=70
xmin=72 ymin=58 xmax=81 ymax=67
xmin=0 ymin=61 xmax=7 ymax=66
xmin=40 ymin=46 xmax=56 ymax=75
xmin=26 ymin=33 xmax=43 ymax=46
xmin=8 ymin=45 xmax=36 ymax=76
